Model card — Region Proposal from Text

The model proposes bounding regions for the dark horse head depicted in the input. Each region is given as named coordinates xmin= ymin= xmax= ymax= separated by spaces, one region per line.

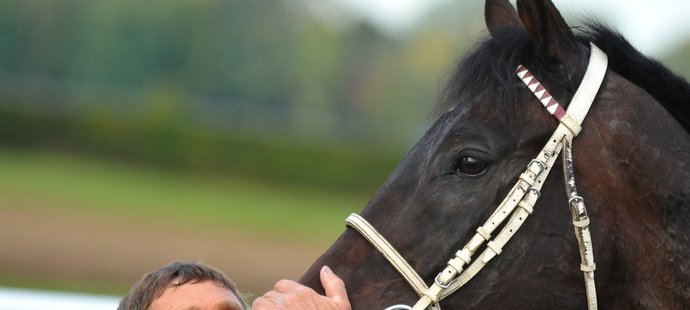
xmin=301 ymin=0 xmax=690 ymax=308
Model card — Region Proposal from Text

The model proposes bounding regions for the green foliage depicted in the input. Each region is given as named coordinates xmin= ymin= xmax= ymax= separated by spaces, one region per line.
xmin=0 ymin=104 xmax=401 ymax=194
xmin=0 ymin=0 xmax=479 ymax=145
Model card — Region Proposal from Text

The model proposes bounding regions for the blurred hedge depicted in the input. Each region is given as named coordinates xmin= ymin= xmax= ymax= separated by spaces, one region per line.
xmin=0 ymin=102 xmax=403 ymax=195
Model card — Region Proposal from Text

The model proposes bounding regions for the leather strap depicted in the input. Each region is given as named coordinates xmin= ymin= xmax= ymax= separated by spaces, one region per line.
xmin=345 ymin=214 xmax=428 ymax=296
xmin=566 ymin=44 xmax=608 ymax=126
xmin=417 ymin=124 xmax=568 ymax=308
xmin=441 ymin=126 xmax=567 ymax=298
xmin=345 ymin=214 xmax=441 ymax=310
xmin=517 ymin=43 xmax=607 ymax=137
xmin=562 ymin=137 xmax=598 ymax=310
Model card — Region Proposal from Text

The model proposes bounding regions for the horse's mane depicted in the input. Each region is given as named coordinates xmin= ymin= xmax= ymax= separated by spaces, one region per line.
xmin=436 ymin=23 xmax=690 ymax=133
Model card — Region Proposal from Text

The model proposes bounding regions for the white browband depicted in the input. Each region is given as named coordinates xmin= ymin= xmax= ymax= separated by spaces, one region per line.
xmin=345 ymin=42 xmax=608 ymax=310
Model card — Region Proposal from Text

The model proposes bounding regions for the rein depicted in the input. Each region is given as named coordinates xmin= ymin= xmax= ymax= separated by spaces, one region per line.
xmin=345 ymin=42 xmax=608 ymax=310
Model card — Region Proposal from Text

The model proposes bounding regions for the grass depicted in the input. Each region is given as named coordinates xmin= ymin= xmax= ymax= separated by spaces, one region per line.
xmin=0 ymin=148 xmax=372 ymax=242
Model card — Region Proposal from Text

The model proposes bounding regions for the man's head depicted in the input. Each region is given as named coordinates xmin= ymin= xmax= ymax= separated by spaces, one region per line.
xmin=119 ymin=261 xmax=248 ymax=310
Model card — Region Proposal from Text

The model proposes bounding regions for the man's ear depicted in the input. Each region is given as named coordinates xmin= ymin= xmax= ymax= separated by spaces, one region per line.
xmin=485 ymin=0 xmax=522 ymax=36
xmin=517 ymin=0 xmax=579 ymax=64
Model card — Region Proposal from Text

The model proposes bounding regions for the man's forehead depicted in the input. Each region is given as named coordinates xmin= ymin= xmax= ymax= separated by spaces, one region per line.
xmin=150 ymin=280 xmax=243 ymax=310
xmin=180 ymin=300 xmax=243 ymax=310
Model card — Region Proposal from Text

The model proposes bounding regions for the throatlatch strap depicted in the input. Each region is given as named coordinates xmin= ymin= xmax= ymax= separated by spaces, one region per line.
xmin=562 ymin=137 xmax=598 ymax=310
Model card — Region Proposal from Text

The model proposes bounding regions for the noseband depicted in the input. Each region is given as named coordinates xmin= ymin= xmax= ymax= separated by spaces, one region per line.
xmin=345 ymin=43 xmax=608 ymax=310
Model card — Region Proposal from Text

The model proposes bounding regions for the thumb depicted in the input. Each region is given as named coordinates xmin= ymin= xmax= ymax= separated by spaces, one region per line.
xmin=320 ymin=266 xmax=350 ymax=308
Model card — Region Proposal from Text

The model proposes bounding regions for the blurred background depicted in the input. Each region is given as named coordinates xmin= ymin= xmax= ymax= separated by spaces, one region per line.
xmin=0 ymin=0 xmax=688 ymax=306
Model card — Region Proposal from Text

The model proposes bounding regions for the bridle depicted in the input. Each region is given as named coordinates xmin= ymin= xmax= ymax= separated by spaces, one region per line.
xmin=347 ymin=42 xmax=606 ymax=310
xmin=345 ymin=42 xmax=608 ymax=310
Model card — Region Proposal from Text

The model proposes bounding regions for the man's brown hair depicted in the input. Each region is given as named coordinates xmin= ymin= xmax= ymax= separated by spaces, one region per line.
xmin=118 ymin=261 xmax=248 ymax=310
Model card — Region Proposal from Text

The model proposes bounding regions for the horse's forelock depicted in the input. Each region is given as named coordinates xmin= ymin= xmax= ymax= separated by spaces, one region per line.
xmin=434 ymin=26 xmax=530 ymax=121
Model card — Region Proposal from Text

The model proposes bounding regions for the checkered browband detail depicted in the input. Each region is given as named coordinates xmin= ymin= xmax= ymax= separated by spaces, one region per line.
xmin=516 ymin=65 xmax=567 ymax=121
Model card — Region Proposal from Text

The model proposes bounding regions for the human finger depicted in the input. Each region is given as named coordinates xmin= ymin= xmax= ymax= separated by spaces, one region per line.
xmin=320 ymin=266 xmax=351 ymax=309
xmin=272 ymin=279 xmax=301 ymax=293
xmin=252 ymin=295 xmax=277 ymax=310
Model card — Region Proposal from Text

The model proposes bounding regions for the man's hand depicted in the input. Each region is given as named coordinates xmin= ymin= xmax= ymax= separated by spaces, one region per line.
xmin=252 ymin=266 xmax=351 ymax=310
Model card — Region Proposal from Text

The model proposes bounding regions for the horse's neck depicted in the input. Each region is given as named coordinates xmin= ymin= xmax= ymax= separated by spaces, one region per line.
xmin=590 ymin=76 xmax=690 ymax=307
xmin=594 ymin=74 xmax=690 ymax=203
xmin=625 ymin=96 xmax=690 ymax=206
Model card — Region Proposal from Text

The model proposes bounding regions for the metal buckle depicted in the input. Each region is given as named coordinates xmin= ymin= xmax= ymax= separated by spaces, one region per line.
xmin=528 ymin=187 xmax=541 ymax=199
xmin=527 ymin=159 xmax=545 ymax=173
xmin=384 ymin=305 xmax=412 ymax=310
xmin=434 ymin=273 xmax=454 ymax=289
xmin=569 ymin=195 xmax=584 ymax=204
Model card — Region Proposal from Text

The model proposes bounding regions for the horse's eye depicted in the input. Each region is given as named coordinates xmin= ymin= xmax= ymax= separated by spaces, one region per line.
xmin=453 ymin=156 xmax=487 ymax=177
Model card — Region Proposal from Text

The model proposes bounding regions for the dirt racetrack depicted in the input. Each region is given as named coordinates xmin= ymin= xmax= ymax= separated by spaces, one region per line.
xmin=0 ymin=203 xmax=334 ymax=300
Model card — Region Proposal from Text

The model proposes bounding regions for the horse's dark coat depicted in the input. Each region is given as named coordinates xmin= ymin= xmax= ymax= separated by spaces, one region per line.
xmin=301 ymin=0 xmax=690 ymax=308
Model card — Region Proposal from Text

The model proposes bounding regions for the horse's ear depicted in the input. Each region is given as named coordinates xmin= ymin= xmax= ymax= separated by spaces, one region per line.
xmin=517 ymin=0 xmax=578 ymax=63
xmin=485 ymin=0 xmax=522 ymax=36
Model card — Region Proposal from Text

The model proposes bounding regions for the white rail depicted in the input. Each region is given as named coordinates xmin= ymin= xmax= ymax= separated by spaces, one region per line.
xmin=0 ymin=286 xmax=120 ymax=310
